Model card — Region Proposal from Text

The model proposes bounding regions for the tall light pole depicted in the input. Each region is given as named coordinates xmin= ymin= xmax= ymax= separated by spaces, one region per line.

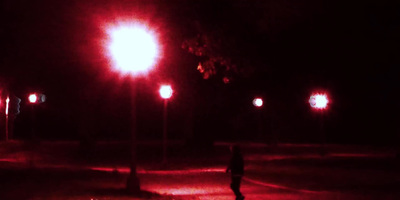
xmin=159 ymin=85 xmax=173 ymax=165
xmin=5 ymin=97 xmax=10 ymax=141
xmin=309 ymin=93 xmax=329 ymax=155
xmin=28 ymin=93 xmax=39 ymax=140
xmin=27 ymin=93 xmax=42 ymax=168
xmin=253 ymin=97 xmax=264 ymax=139
xmin=106 ymin=23 xmax=160 ymax=194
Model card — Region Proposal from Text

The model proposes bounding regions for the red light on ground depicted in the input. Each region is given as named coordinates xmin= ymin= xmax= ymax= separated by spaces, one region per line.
xmin=29 ymin=94 xmax=38 ymax=104
xmin=159 ymin=85 xmax=173 ymax=99
xmin=252 ymin=98 xmax=263 ymax=107
xmin=107 ymin=24 xmax=159 ymax=76
xmin=309 ymin=93 xmax=329 ymax=109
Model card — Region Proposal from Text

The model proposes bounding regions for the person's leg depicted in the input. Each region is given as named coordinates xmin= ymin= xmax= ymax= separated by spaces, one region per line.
xmin=231 ymin=176 xmax=242 ymax=198
xmin=236 ymin=177 xmax=243 ymax=198
xmin=237 ymin=177 xmax=244 ymax=199
xmin=230 ymin=178 xmax=236 ymax=195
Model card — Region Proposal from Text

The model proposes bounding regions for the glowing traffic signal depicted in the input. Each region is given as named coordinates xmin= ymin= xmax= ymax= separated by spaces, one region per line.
xmin=309 ymin=93 xmax=329 ymax=109
xmin=159 ymin=85 xmax=173 ymax=99
xmin=253 ymin=97 xmax=263 ymax=107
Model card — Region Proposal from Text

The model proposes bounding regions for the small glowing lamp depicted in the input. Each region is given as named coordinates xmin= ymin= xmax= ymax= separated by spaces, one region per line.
xmin=29 ymin=94 xmax=38 ymax=104
xmin=309 ymin=93 xmax=329 ymax=109
xmin=159 ymin=85 xmax=173 ymax=99
xmin=253 ymin=98 xmax=263 ymax=107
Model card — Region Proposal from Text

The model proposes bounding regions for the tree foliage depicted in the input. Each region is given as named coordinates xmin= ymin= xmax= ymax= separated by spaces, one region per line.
xmin=181 ymin=0 xmax=322 ymax=82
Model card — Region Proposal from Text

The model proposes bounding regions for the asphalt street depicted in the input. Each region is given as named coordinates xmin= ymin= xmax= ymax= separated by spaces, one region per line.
xmin=0 ymin=141 xmax=399 ymax=199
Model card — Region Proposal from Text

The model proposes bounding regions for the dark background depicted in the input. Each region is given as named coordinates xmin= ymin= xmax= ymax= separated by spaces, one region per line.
xmin=0 ymin=0 xmax=399 ymax=144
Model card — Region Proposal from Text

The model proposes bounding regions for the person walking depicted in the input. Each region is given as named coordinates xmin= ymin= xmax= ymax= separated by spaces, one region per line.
xmin=226 ymin=144 xmax=245 ymax=200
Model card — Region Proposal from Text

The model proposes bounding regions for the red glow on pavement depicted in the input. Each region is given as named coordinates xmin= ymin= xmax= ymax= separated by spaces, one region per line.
xmin=89 ymin=167 xmax=225 ymax=175
xmin=141 ymin=168 xmax=225 ymax=175
xmin=106 ymin=23 xmax=159 ymax=76
xmin=242 ymin=177 xmax=323 ymax=194
xmin=88 ymin=166 xmax=325 ymax=194
xmin=246 ymin=154 xmax=323 ymax=161
xmin=309 ymin=93 xmax=329 ymax=109
xmin=153 ymin=186 xmax=227 ymax=195
xmin=0 ymin=158 xmax=21 ymax=162
xmin=90 ymin=167 xmax=130 ymax=173
xmin=330 ymin=153 xmax=394 ymax=158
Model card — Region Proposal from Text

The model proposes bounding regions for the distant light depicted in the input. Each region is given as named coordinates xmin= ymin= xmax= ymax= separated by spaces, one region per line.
xmin=29 ymin=94 xmax=38 ymax=104
xmin=253 ymin=98 xmax=263 ymax=107
xmin=159 ymin=85 xmax=173 ymax=99
xmin=5 ymin=97 xmax=9 ymax=115
xmin=107 ymin=24 xmax=159 ymax=76
xmin=39 ymin=94 xmax=46 ymax=103
xmin=223 ymin=77 xmax=230 ymax=84
xmin=309 ymin=93 xmax=329 ymax=109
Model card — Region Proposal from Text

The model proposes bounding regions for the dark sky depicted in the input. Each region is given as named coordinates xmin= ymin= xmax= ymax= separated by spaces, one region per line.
xmin=1 ymin=0 xmax=399 ymax=144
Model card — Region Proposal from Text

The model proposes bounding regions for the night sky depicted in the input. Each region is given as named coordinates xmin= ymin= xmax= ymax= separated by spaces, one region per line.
xmin=1 ymin=0 xmax=399 ymax=144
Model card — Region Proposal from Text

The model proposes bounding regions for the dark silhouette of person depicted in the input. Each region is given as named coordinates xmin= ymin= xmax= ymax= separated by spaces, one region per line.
xmin=226 ymin=144 xmax=245 ymax=200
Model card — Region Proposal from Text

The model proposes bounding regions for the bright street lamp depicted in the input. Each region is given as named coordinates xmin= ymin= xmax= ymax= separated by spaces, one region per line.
xmin=159 ymin=85 xmax=172 ymax=165
xmin=106 ymin=22 xmax=160 ymax=193
xmin=252 ymin=97 xmax=264 ymax=140
xmin=159 ymin=85 xmax=173 ymax=99
xmin=309 ymin=93 xmax=329 ymax=110
xmin=29 ymin=94 xmax=38 ymax=104
xmin=28 ymin=93 xmax=40 ymax=141
xmin=309 ymin=92 xmax=330 ymax=155
xmin=253 ymin=97 xmax=263 ymax=108
xmin=5 ymin=97 xmax=10 ymax=141
xmin=107 ymin=24 xmax=159 ymax=76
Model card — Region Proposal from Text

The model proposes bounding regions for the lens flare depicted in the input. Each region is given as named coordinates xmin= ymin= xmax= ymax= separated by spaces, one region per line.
xmin=107 ymin=24 xmax=159 ymax=76
xmin=309 ymin=93 xmax=329 ymax=109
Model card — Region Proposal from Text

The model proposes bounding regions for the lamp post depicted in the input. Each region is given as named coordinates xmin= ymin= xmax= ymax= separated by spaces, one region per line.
xmin=28 ymin=93 xmax=39 ymax=140
xmin=106 ymin=23 xmax=160 ymax=194
xmin=253 ymin=97 xmax=264 ymax=139
xmin=159 ymin=85 xmax=173 ymax=165
xmin=5 ymin=97 xmax=10 ymax=141
xmin=309 ymin=93 xmax=329 ymax=156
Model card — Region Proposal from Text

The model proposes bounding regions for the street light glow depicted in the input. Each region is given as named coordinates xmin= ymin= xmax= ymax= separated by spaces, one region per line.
xmin=253 ymin=98 xmax=263 ymax=107
xmin=159 ymin=85 xmax=173 ymax=99
xmin=309 ymin=93 xmax=329 ymax=109
xmin=29 ymin=94 xmax=38 ymax=104
xmin=5 ymin=97 xmax=9 ymax=115
xmin=104 ymin=20 xmax=161 ymax=194
xmin=108 ymin=24 xmax=159 ymax=76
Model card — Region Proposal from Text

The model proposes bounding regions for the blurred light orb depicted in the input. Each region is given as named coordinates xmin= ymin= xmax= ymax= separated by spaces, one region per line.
xmin=108 ymin=24 xmax=158 ymax=75
xmin=309 ymin=93 xmax=329 ymax=109
xmin=253 ymin=98 xmax=263 ymax=107
xmin=29 ymin=94 xmax=38 ymax=103
xmin=159 ymin=85 xmax=173 ymax=99
xmin=5 ymin=97 xmax=10 ymax=115
xmin=40 ymin=94 xmax=46 ymax=103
